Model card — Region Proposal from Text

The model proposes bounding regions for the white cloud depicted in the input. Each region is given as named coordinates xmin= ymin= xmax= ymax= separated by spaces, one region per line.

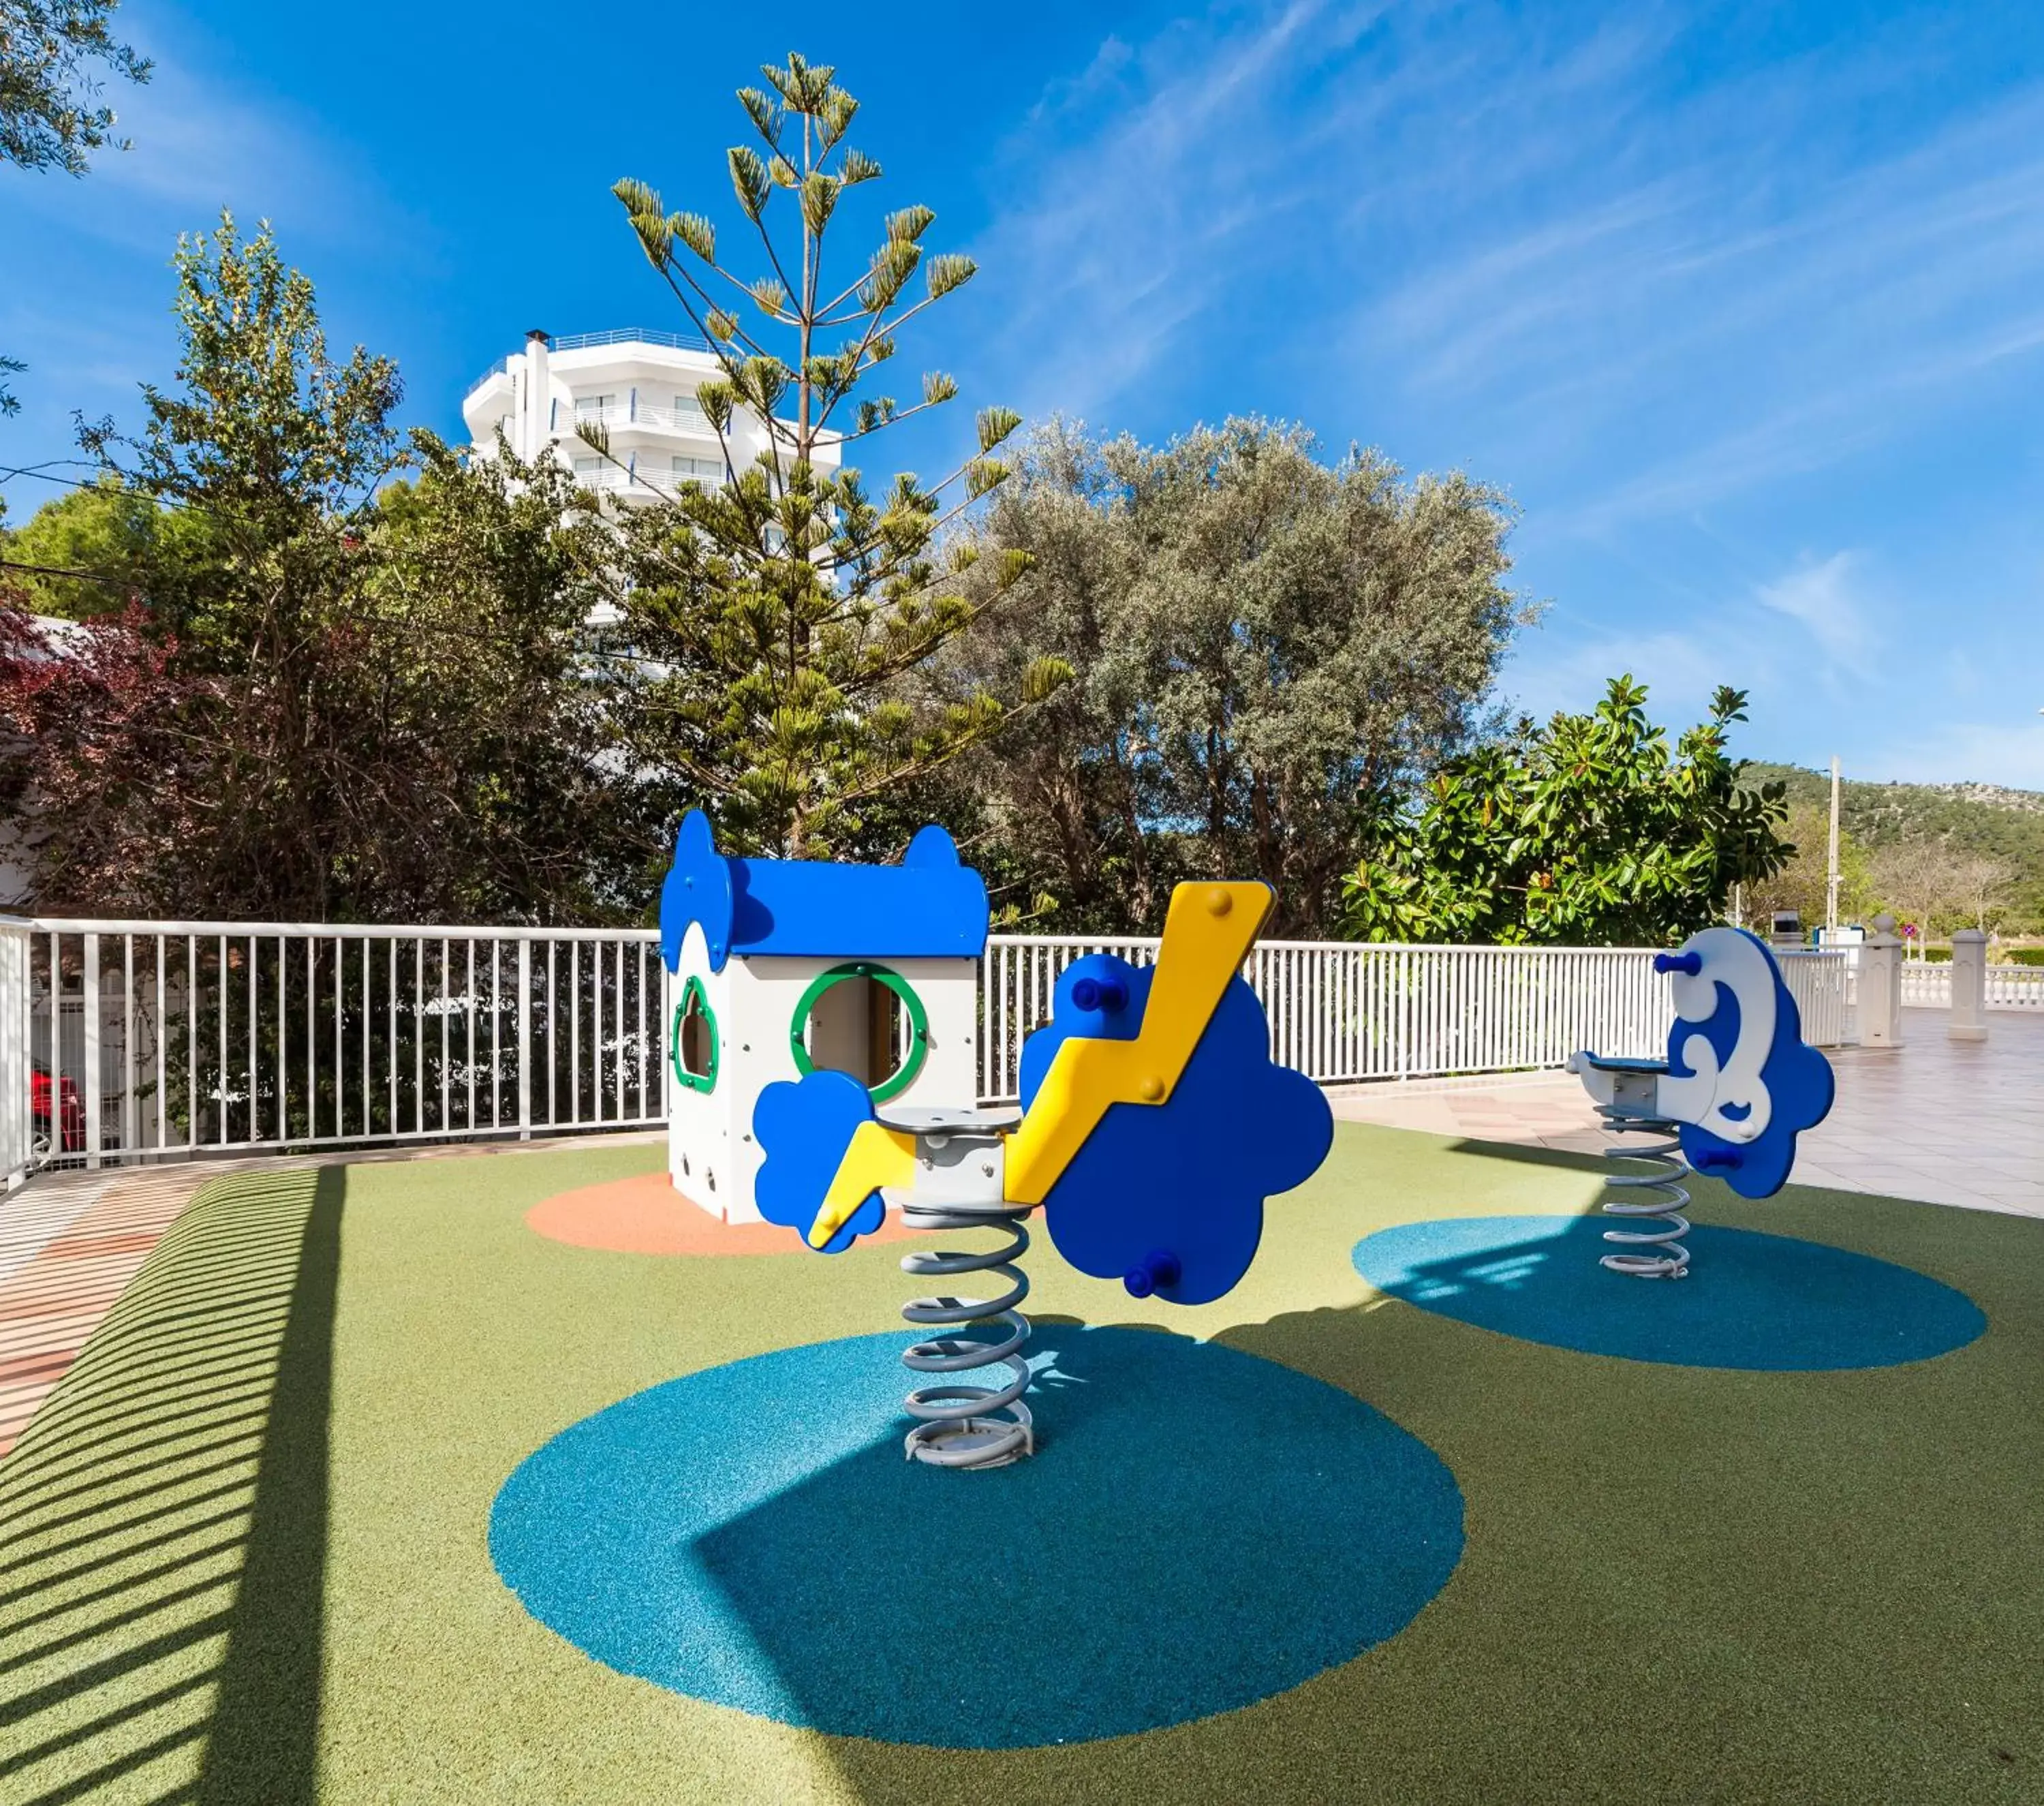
xmin=963 ymin=0 xmax=1384 ymax=422
xmin=1872 ymin=719 xmax=2044 ymax=790
xmin=1754 ymin=553 xmax=1877 ymax=680
xmin=1499 ymin=626 xmax=1727 ymax=723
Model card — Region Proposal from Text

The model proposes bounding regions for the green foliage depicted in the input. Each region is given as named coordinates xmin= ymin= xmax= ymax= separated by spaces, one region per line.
xmin=0 ymin=474 xmax=214 ymax=617
xmin=0 ymin=0 xmax=149 ymax=174
xmin=923 ymin=419 xmax=1527 ymax=936
xmin=1340 ymin=677 xmax=1791 ymax=946
xmin=3 ymin=216 xmax=634 ymax=921
xmin=1735 ymin=799 xmax=1875 ymax=932
xmin=1742 ymin=762 xmax=2044 ymax=934
xmin=598 ymin=53 xmax=1059 ymax=857
xmin=1 ymin=0 xmax=151 ymax=412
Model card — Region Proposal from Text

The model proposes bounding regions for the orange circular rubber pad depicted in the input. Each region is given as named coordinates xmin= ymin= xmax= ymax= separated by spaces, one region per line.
xmin=525 ymin=1172 xmax=925 ymax=1256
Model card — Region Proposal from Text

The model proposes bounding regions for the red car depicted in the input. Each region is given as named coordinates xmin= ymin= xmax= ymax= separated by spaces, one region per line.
xmin=31 ymin=1061 xmax=84 ymax=1157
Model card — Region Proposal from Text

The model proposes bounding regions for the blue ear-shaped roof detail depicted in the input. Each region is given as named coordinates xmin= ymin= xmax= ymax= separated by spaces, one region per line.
xmin=660 ymin=810 xmax=737 ymax=974
xmin=657 ymin=812 xmax=989 ymax=968
xmin=900 ymin=824 xmax=963 ymax=868
xmin=1671 ymin=929 xmax=1835 ymax=1199
xmin=1023 ymin=958 xmax=1334 ymax=1306
xmin=752 ymin=1070 xmax=888 ymax=1254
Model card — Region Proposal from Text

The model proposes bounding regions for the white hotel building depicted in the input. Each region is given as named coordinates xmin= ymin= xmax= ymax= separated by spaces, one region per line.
xmin=461 ymin=327 xmax=840 ymax=498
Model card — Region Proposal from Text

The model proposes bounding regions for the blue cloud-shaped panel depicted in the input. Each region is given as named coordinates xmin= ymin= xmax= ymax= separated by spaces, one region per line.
xmin=658 ymin=809 xmax=990 ymax=976
xmin=660 ymin=810 xmax=737 ymax=974
xmin=1021 ymin=955 xmax=1334 ymax=1306
xmin=752 ymin=1071 xmax=887 ymax=1254
xmin=1673 ymin=933 xmax=1835 ymax=1199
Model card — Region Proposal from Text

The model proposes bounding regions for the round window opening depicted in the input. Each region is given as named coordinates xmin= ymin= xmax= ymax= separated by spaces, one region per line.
xmin=670 ymin=976 xmax=718 ymax=1095
xmin=788 ymin=963 xmax=929 ymax=1105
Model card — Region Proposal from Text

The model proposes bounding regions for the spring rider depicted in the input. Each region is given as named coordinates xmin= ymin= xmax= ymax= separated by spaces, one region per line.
xmin=749 ymin=874 xmax=1334 ymax=1469
xmin=1566 ymin=926 xmax=1835 ymax=1279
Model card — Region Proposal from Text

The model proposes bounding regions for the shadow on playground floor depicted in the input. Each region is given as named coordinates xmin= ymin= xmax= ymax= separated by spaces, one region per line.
xmin=0 ymin=1167 xmax=341 ymax=1806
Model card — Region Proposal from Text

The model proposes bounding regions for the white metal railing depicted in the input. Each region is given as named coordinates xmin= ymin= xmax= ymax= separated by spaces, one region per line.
xmin=572 ymin=464 xmax=669 ymax=495
xmin=1774 ymin=949 xmax=1854 ymax=1047
xmin=0 ymin=914 xmax=1870 ymax=1180
xmin=1901 ymin=961 xmax=2044 ymax=1010
xmin=551 ymin=327 xmax=714 ymax=355
xmin=17 ymin=920 xmax=666 ymax=1174
xmin=573 ymin=400 xmax=713 ymax=433
xmin=976 ymin=936 xmax=1733 ymax=1104
xmin=635 ymin=401 xmax=710 ymax=432
xmin=0 ymin=921 xmax=31 ymax=1188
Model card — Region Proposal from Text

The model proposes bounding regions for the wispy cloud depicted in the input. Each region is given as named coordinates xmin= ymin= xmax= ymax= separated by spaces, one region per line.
xmin=963 ymin=0 xmax=1385 ymax=422
xmin=1754 ymin=553 xmax=1877 ymax=681
xmin=957 ymin=1 xmax=2044 ymax=786
xmin=1 ymin=46 xmax=373 ymax=256
xmin=1501 ymin=626 xmax=1723 ymax=724
xmin=1876 ymin=719 xmax=2044 ymax=790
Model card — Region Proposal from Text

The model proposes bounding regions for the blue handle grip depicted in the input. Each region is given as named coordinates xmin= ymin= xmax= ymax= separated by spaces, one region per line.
xmin=1654 ymin=951 xmax=1703 ymax=977
xmin=1689 ymin=1148 xmax=1744 ymax=1172
xmin=1071 ymin=975 xmax=1130 ymax=1013
xmin=1124 ymin=1249 xmax=1183 ymax=1298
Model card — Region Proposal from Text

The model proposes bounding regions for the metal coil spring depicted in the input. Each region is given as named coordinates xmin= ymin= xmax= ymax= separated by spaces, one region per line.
xmin=899 ymin=1199 xmax=1036 ymax=1468
xmin=1594 ymin=1105 xmax=1692 ymax=1279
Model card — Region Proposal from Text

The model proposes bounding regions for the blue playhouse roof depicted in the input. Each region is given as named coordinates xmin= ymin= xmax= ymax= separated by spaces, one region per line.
xmin=659 ymin=810 xmax=991 ymax=974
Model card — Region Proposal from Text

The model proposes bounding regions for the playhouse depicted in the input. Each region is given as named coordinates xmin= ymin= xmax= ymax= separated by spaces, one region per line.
xmin=656 ymin=810 xmax=989 ymax=1223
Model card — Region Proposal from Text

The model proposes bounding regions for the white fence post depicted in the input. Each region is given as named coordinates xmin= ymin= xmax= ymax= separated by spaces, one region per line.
xmin=0 ymin=921 xmax=31 ymax=1189
xmin=1949 ymin=929 xmax=1988 ymax=1042
xmin=1858 ymin=914 xmax=1905 ymax=1048
xmin=82 ymin=932 xmax=102 ymax=1169
xmin=517 ymin=938 xmax=533 ymax=1139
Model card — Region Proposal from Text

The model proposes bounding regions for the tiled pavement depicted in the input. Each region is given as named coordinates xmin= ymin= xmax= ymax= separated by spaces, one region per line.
xmin=1328 ymin=1007 xmax=2044 ymax=1219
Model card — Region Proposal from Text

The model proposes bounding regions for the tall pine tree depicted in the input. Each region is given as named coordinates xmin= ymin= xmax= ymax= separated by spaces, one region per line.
xmin=589 ymin=52 xmax=1066 ymax=857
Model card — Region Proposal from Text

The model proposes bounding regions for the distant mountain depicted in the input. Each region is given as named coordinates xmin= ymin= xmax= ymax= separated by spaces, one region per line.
xmin=1742 ymin=762 xmax=2044 ymax=932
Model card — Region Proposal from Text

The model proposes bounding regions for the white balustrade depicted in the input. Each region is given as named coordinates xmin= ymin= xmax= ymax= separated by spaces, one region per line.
xmin=0 ymin=913 xmax=1872 ymax=1182
xmin=10 ymin=919 xmax=667 ymax=1176
xmin=975 ymin=936 xmax=1853 ymax=1105
xmin=1899 ymin=960 xmax=2043 ymax=1010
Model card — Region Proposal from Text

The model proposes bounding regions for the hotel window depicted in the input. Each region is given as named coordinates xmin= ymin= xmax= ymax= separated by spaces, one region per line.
xmin=672 ymin=455 xmax=722 ymax=480
xmin=574 ymin=393 xmax=615 ymax=422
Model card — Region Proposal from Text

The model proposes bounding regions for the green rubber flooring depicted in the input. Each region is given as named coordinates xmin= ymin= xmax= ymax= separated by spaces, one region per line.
xmin=1 ymin=1124 xmax=2039 ymax=1805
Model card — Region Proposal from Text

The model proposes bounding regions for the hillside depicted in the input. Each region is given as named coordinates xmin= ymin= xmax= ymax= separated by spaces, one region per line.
xmin=1742 ymin=762 xmax=2044 ymax=934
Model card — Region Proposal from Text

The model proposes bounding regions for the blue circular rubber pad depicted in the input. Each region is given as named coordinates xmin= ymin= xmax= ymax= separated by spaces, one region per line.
xmin=490 ymin=1326 xmax=1463 ymax=1746
xmin=1353 ymin=1214 xmax=1985 ymax=1371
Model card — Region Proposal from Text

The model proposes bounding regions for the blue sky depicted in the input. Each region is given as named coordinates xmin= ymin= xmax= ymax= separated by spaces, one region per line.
xmin=5 ymin=0 xmax=2044 ymax=786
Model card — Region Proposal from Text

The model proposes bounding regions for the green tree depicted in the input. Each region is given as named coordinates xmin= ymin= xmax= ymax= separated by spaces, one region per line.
xmin=589 ymin=52 xmax=1063 ymax=857
xmin=922 ymin=419 xmax=1527 ymax=935
xmin=1340 ymin=677 xmax=1791 ymax=946
xmin=1 ymin=0 xmax=151 ymax=411
xmin=0 ymin=474 xmax=213 ymax=617
xmin=1735 ymin=799 xmax=1873 ymax=933
xmin=6 ymin=214 xmax=630 ymax=921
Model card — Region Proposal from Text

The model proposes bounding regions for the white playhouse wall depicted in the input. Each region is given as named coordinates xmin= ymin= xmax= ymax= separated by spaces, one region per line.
xmin=666 ymin=934 xmax=980 ymax=1224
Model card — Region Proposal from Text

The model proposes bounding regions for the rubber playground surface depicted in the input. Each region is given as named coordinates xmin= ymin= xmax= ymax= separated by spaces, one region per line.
xmin=3 ymin=1123 xmax=2041 ymax=1805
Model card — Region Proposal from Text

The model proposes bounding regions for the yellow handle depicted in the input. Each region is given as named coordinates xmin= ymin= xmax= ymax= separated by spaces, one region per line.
xmin=1002 ymin=882 xmax=1273 ymax=1205
xmin=807 ymin=1120 xmax=919 ymax=1249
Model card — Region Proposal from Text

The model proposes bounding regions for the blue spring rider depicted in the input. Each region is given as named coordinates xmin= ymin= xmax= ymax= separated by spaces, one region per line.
xmin=749 ymin=870 xmax=1333 ymax=1469
xmin=1568 ymin=926 xmax=1836 ymax=1279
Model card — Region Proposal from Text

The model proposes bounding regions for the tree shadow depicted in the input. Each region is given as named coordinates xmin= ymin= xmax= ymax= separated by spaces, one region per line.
xmin=0 ymin=1166 xmax=341 ymax=1805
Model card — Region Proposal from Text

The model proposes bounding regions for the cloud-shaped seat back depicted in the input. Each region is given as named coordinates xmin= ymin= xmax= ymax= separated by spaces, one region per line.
xmin=1021 ymin=954 xmax=1333 ymax=1306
